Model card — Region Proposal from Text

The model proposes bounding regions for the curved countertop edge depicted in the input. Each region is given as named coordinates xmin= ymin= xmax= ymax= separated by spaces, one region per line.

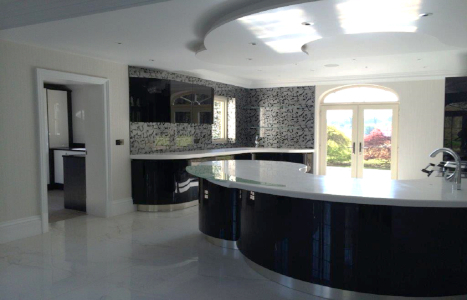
xmin=130 ymin=147 xmax=314 ymax=160
xmin=187 ymin=161 xmax=467 ymax=208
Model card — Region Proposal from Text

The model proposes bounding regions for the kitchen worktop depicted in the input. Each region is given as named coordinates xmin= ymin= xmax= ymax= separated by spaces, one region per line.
xmin=130 ymin=147 xmax=314 ymax=160
xmin=187 ymin=160 xmax=467 ymax=208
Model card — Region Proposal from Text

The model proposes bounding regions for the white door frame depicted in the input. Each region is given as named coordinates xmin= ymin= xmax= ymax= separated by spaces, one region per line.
xmin=36 ymin=68 xmax=112 ymax=233
xmin=319 ymin=103 xmax=399 ymax=179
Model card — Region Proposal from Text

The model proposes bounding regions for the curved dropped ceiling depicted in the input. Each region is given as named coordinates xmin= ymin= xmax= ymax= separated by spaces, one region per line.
xmin=196 ymin=0 xmax=467 ymax=68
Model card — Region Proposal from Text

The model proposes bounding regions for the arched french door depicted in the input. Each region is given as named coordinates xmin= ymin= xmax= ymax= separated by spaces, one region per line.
xmin=319 ymin=85 xmax=399 ymax=179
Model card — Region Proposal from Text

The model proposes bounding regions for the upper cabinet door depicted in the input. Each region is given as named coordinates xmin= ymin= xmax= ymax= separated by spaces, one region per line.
xmin=170 ymin=81 xmax=194 ymax=124
xmin=130 ymin=77 xmax=214 ymax=124
xmin=192 ymin=84 xmax=214 ymax=124
xmin=130 ymin=77 xmax=171 ymax=122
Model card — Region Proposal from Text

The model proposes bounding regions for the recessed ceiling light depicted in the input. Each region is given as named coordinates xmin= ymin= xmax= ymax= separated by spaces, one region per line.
xmin=352 ymin=58 xmax=357 ymax=61
xmin=419 ymin=13 xmax=433 ymax=17
xmin=247 ymin=58 xmax=253 ymax=61
xmin=423 ymin=66 xmax=427 ymax=68
xmin=325 ymin=64 xmax=339 ymax=68
xmin=310 ymin=69 xmax=315 ymax=72
xmin=365 ymin=66 xmax=368 ymax=69
xmin=149 ymin=59 xmax=155 ymax=62
xmin=417 ymin=58 xmax=422 ymax=61
xmin=249 ymin=42 xmax=257 ymax=46
xmin=116 ymin=42 xmax=122 ymax=44
xmin=301 ymin=22 xmax=314 ymax=26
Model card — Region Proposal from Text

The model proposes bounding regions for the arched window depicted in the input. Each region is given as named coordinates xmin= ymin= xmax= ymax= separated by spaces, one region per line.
xmin=323 ymin=85 xmax=398 ymax=104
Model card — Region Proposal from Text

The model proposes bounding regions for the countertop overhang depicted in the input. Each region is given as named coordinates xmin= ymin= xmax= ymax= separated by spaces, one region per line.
xmin=187 ymin=160 xmax=467 ymax=208
xmin=130 ymin=147 xmax=314 ymax=160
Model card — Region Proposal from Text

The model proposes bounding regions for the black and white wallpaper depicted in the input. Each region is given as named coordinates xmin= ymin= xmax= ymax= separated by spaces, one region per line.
xmin=245 ymin=86 xmax=315 ymax=149
xmin=129 ymin=66 xmax=315 ymax=154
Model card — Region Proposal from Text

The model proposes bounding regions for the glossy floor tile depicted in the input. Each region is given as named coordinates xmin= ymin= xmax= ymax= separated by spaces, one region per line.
xmin=0 ymin=208 xmax=320 ymax=300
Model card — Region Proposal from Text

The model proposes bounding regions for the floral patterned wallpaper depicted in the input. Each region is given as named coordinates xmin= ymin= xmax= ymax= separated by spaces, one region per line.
xmin=129 ymin=66 xmax=315 ymax=154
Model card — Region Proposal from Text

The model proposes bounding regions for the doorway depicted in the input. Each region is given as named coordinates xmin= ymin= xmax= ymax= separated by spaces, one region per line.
xmin=37 ymin=69 xmax=112 ymax=233
xmin=319 ymin=86 xmax=399 ymax=179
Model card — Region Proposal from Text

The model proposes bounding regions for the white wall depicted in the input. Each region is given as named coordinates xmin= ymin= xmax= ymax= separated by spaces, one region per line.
xmin=70 ymin=86 xmax=86 ymax=144
xmin=315 ymin=80 xmax=445 ymax=180
xmin=0 ymin=39 xmax=131 ymax=224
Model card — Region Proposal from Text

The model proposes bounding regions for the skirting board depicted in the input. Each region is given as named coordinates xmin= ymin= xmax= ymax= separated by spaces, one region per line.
xmin=111 ymin=198 xmax=135 ymax=217
xmin=0 ymin=215 xmax=42 ymax=244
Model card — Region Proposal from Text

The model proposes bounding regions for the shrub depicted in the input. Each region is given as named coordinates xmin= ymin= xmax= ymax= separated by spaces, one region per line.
xmin=327 ymin=126 xmax=351 ymax=164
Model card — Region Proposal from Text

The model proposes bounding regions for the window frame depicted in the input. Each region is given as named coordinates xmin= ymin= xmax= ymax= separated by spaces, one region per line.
xmin=212 ymin=96 xmax=228 ymax=143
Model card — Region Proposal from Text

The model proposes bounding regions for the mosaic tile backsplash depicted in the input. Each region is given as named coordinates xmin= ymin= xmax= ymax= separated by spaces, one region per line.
xmin=129 ymin=66 xmax=315 ymax=154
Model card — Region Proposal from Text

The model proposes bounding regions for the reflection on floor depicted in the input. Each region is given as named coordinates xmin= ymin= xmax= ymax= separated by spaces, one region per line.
xmin=48 ymin=190 xmax=85 ymax=223
xmin=0 ymin=208 xmax=319 ymax=300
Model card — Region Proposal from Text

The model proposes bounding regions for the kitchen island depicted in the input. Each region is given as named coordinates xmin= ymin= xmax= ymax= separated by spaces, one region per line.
xmin=187 ymin=160 xmax=467 ymax=299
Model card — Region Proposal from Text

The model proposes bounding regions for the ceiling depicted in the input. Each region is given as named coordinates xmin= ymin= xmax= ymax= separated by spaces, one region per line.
xmin=1 ymin=0 xmax=467 ymax=88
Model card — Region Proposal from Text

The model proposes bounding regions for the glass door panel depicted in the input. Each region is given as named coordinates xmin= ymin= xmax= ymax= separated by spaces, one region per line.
xmin=358 ymin=105 xmax=398 ymax=179
xmin=322 ymin=107 xmax=357 ymax=178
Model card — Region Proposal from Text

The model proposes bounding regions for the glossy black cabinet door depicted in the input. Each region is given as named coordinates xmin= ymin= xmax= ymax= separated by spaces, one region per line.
xmin=171 ymin=80 xmax=194 ymax=123
xmin=130 ymin=77 xmax=171 ymax=122
xmin=237 ymin=190 xmax=467 ymax=297
xmin=63 ymin=156 xmax=86 ymax=212
xmin=198 ymin=179 xmax=241 ymax=241
xmin=131 ymin=159 xmax=198 ymax=205
xmin=192 ymin=83 xmax=214 ymax=125
xmin=445 ymin=77 xmax=467 ymax=160
xmin=130 ymin=77 xmax=214 ymax=124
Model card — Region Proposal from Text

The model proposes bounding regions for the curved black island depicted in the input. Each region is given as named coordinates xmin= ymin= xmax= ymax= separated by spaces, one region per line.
xmin=187 ymin=160 xmax=467 ymax=299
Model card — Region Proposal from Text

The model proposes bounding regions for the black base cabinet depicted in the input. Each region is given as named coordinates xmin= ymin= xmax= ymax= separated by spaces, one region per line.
xmin=63 ymin=155 xmax=86 ymax=212
xmin=131 ymin=159 xmax=198 ymax=206
xmin=236 ymin=190 xmax=467 ymax=297
xmin=131 ymin=152 xmax=313 ymax=207
xmin=198 ymin=179 xmax=241 ymax=241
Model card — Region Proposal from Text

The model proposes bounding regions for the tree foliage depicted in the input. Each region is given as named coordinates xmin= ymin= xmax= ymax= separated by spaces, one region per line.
xmin=364 ymin=128 xmax=391 ymax=161
xmin=327 ymin=126 xmax=351 ymax=164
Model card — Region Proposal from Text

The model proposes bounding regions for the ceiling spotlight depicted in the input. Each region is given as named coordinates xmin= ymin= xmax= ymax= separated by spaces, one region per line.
xmin=325 ymin=64 xmax=339 ymax=68
xmin=302 ymin=22 xmax=314 ymax=26
xmin=419 ymin=13 xmax=433 ymax=17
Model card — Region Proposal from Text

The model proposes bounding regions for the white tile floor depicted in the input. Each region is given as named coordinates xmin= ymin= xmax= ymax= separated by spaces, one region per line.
xmin=0 ymin=207 xmax=320 ymax=300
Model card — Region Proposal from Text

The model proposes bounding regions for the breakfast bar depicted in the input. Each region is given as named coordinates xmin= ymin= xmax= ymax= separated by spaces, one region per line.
xmin=187 ymin=160 xmax=467 ymax=299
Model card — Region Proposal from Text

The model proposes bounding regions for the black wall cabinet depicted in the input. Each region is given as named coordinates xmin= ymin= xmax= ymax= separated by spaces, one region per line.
xmin=130 ymin=77 xmax=214 ymax=124
xmin=445 ymin=77 xmax=467 ymax=160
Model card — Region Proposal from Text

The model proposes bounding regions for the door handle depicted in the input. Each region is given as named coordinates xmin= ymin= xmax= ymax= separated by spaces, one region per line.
xmin=352 ymin=142 xmax=356 ymax=154
xmin=359 ymin=142 xmax=362 ymax=154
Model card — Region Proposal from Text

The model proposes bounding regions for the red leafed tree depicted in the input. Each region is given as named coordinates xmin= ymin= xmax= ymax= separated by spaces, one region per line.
xmin=364 ymin=128 xmax=391 ymax=160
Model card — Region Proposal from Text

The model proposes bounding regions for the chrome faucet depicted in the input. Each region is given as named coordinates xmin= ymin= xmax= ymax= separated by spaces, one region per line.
xmin=255 ymin=135 xmax=261 ymax=148
xmin=429 ymin=148 xmax=462 ymax=190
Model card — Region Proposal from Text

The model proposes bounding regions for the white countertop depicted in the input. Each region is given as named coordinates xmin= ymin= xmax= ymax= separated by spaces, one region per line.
xmin=186 ymin=160 xmax=467 ymax=208
xmin=130 ymin=147 xmax=314 ymax=160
